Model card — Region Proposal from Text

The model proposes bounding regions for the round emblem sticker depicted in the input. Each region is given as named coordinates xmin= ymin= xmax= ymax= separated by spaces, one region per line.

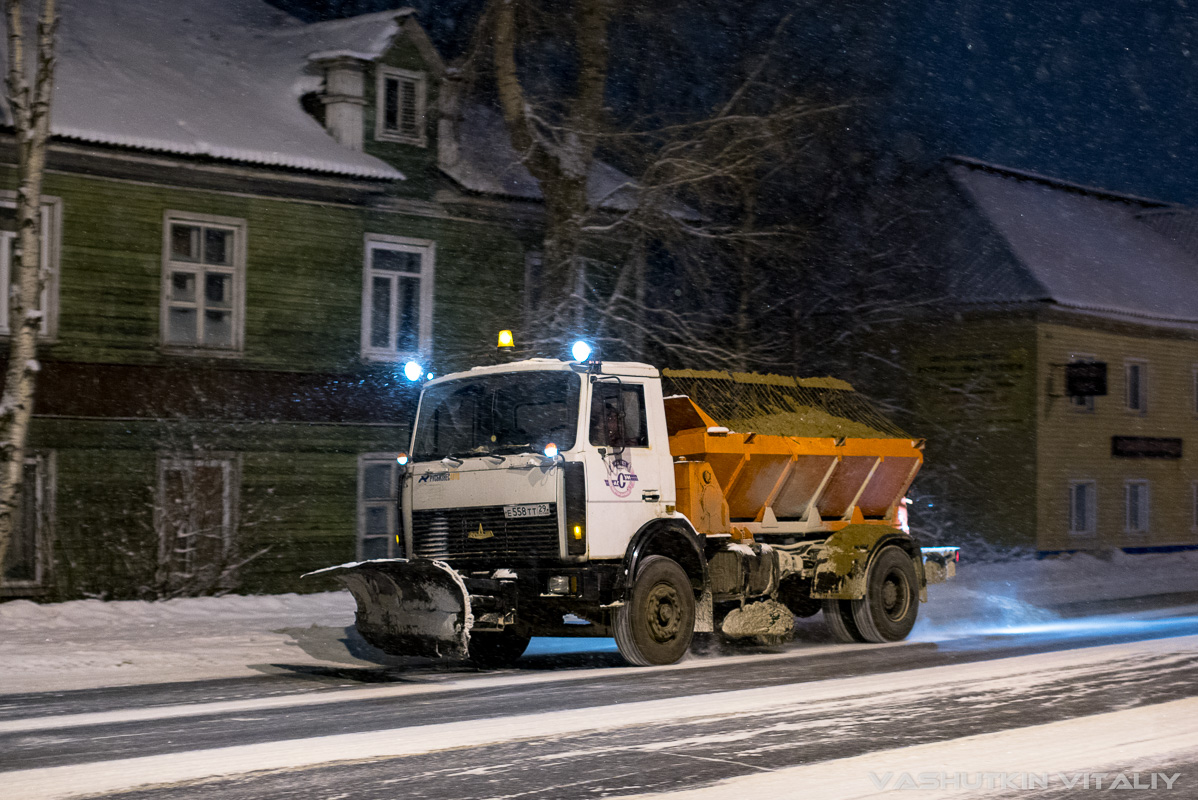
xmin=604 ymin=457 xmax=639 ymax=498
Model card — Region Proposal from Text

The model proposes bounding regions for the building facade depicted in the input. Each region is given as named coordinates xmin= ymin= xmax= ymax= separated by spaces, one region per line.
xmin=0 ymin=2 xmax=606 ymax=599
xmin=881 ymin=158 xmax=1198 ymax=553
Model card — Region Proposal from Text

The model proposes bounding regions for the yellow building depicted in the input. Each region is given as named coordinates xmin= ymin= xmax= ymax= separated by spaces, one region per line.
xmin=885 ymin=158 xmax=1198 ymax=552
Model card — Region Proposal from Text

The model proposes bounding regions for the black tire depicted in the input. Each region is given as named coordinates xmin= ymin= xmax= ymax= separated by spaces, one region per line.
xmin=614 ymin=555 xmax=696 ymax=666
xmin=822 ymin=599 xmax=865 ymax=643
xmin=468 ymin=628 xmax=531 ymax=668
xmin=851 ymin=546 xmax=920 ymax=643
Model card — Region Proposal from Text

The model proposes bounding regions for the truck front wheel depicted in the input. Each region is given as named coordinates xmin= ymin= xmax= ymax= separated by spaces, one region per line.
xmin=851 ymin=546 xmax=919 ymax=642
xmin=615 ymin=555 xmax=696 ymax=666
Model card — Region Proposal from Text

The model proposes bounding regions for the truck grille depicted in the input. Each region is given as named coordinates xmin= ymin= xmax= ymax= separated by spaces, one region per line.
xmin=411 ymin=505 xmax=560 ymax=561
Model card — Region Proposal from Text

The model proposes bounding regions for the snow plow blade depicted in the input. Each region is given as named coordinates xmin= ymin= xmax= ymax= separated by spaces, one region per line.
xmin=304 ymin=558 xmax=473 ymax=660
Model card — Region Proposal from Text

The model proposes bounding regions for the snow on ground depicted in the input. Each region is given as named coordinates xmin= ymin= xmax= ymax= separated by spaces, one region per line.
xmin=913 ymin=548 xmax=1198 ymax=638
xmin=8 ymin=635 xmax=1198 ymax=800
xmin=0 ymin=549 xmax=1195 ymax=694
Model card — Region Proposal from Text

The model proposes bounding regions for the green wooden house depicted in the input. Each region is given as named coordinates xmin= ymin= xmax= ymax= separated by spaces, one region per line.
xmin=0 ymin=1 xmax=629 ymax=600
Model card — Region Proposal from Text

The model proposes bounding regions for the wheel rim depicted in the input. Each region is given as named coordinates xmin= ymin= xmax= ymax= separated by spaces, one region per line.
xmin=646 ymin=582 xmax=682 ymax=642
xmin=880 ymin=568 xmax=911 ymax=622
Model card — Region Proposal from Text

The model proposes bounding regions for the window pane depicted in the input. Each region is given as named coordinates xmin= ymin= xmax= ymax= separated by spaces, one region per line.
xmin=168 ymin=307 xmax=198 ymax=344
xmin=590 ymin=384 xmax=649 ymax=447
xmin=400 ymin=79 xmax=418 ymax=135
xmin=204 ymin=310 xmax=233 ymax=347
xmin=204 ymin=228 xmax=232 ymax=265
xmin=171 ymin=272 xmax=196 ymax=302
xmin=370 ymin=276 xmax=391 ymax=349
xmin=171 ymin=225 xmax=200 ymax=262
xmin=363 ymin=463 xmax=393 ymax=500
xmin=1072 ymin=485 xmax=1086 ymax=532
xmin=205 ymin=272 xmax=232 ymax=307
xmin=362 ymin=535 xmax=389 ymax=561
xmin=1127 ymin=364 xmax=1143 ymax=411
xmin=384 ymin=77 xmax=399 ymax=131
xmin=193 ymin=465 xmax=227 ymax=539
xmin=372 ymin=248 xmax=421 ymax=274
xmin=396 ymin=275 xmax=420 ymax=353
xmin=158 ymin=459 xmax=232 ymax=586
xmin=365 ymin=505 xmax=390 ymax=536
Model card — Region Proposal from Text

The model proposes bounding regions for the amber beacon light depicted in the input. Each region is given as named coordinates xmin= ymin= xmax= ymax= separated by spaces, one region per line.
xmin=497 ymin=329 xmax=515 ymax=349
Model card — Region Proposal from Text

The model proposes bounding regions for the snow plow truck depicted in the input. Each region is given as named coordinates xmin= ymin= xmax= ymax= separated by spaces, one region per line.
xmin=308 ymin=352 xmax=958 ymax=667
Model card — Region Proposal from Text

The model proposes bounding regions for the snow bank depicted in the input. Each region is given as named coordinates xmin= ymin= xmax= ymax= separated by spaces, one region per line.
xmin=0 ymin=591 xmax=358 ymax=693
xmin=1 ymin=549 xmax=1195 ymax=693
xmin=913 ymin=548 xmax=1198 ymax=638
xmin=0 ymin=591 xmax=353 ymax=631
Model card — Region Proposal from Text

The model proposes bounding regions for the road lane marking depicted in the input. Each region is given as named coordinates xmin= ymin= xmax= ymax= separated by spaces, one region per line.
xmin=3 ymin=635 xmax=1197 ymax=800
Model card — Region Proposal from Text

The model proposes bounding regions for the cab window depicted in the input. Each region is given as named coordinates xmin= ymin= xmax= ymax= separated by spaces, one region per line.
xmin=589 ymin=383 xmax=649 ymax=448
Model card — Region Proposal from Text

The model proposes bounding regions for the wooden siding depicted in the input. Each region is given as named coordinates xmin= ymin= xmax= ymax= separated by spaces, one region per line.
xmin=0 ymin=120 xmax=534 ymax=598
xmin=30 ymin=417 xmax=407 ymax=598
xmin=0 ymin=166 xmax=528 ymax=376
xmin=891 ymin=314 xmax=1040 ymax=548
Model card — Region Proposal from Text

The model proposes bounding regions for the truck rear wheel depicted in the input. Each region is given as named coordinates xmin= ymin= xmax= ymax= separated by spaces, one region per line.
xmin=468 ymin=628 xmax=531 ymax=668
xmin=851 ymin=546 xmax=919 ymax=643
xmin=822 ymin=599 xmax=865 ymax=643
xmin=615 ymin=555 xmax=696 ymax=666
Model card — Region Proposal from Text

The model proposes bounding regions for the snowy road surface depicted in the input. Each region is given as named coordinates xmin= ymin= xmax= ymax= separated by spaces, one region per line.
xmin=2 ymin=551 xmax=1197 ymax=798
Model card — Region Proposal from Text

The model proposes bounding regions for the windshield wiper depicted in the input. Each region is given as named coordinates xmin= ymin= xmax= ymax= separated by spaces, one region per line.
xmin=491 ymin=443 xmax=534 ymax=455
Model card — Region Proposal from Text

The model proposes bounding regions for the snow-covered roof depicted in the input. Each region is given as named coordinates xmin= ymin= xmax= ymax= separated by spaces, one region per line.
xmin=441 ymin=103 xmax=642 ymax=210
xmin=6 ymin=0 xmax=413 ymax=179
xmin=945 ymin=157 xmax=1198 ymax=325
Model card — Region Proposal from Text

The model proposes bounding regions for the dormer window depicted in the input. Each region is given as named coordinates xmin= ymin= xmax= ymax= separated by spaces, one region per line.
xmin=376 ymin=66 xmax=426 ymax=146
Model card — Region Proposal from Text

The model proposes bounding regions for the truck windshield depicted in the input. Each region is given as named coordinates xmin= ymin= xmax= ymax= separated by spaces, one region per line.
xmin=411 ymin=371 xmax=581 ymax=461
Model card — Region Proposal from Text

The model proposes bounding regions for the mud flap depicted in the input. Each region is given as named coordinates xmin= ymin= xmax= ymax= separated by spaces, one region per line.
xmin=305 ymin=559 xmax=473 ymax=660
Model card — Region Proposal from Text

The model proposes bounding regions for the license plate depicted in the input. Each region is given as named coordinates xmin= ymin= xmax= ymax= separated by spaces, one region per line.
xmin=503 ymin=503 xmax=550 ymax=519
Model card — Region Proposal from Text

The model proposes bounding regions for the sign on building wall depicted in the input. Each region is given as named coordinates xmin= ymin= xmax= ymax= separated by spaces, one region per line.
xmin=1111 ymin=436 xmax=1183 ymax=459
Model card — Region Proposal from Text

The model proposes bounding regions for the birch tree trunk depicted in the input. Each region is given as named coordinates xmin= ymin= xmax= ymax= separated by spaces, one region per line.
xmin=0 ymin=0 xmax=56 ymax=576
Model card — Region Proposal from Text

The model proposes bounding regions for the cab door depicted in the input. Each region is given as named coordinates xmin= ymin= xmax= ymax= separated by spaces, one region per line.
xmin=583 ymin=376 xmax=674 ymax=558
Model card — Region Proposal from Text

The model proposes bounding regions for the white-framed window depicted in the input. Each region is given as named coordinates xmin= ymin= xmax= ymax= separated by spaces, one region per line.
xmin=155 ymin=455 xmax=238 ymax=594
xmin=1068 ymin=352 xmax=1097 ymax=412
xmin=1192 ymin=481 xmax=1198 ymax=531
xmin=1068 ymin=480 xmax=1096 ymax=536
xmin=361 ymin=234 xmax=434 ymax=361
xmin=0 ymin=193 xmax=61 ymax=339
xmin=358 ymin=454 xmax=400 ymax=560
xmin=375 ymin=66 xmax=427 ymax=146
xmin=161 ymin=212 xmax=246 ymax=353
xmin=1 ymin=453 xmax=53 ymax=590
xmin=1125 ymin=359 xmax=1148 ymax=414
xmin=1124 ymin=479 xmax=1150 ymax=534
xmin=1192 ymin=365 xmax=1198 ymax=416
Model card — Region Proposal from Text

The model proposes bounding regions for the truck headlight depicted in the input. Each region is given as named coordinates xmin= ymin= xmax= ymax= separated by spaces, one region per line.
xmin=547 ymin=575 xmax=571 ymax=594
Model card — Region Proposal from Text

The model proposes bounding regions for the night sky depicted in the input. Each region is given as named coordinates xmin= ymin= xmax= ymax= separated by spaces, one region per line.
xmin=274 ymin=0 xmax=1198 ymax=205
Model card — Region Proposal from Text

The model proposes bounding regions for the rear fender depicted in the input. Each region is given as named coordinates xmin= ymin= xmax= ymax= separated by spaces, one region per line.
xmin=808 ymin=526 xmax=927 ymax=601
